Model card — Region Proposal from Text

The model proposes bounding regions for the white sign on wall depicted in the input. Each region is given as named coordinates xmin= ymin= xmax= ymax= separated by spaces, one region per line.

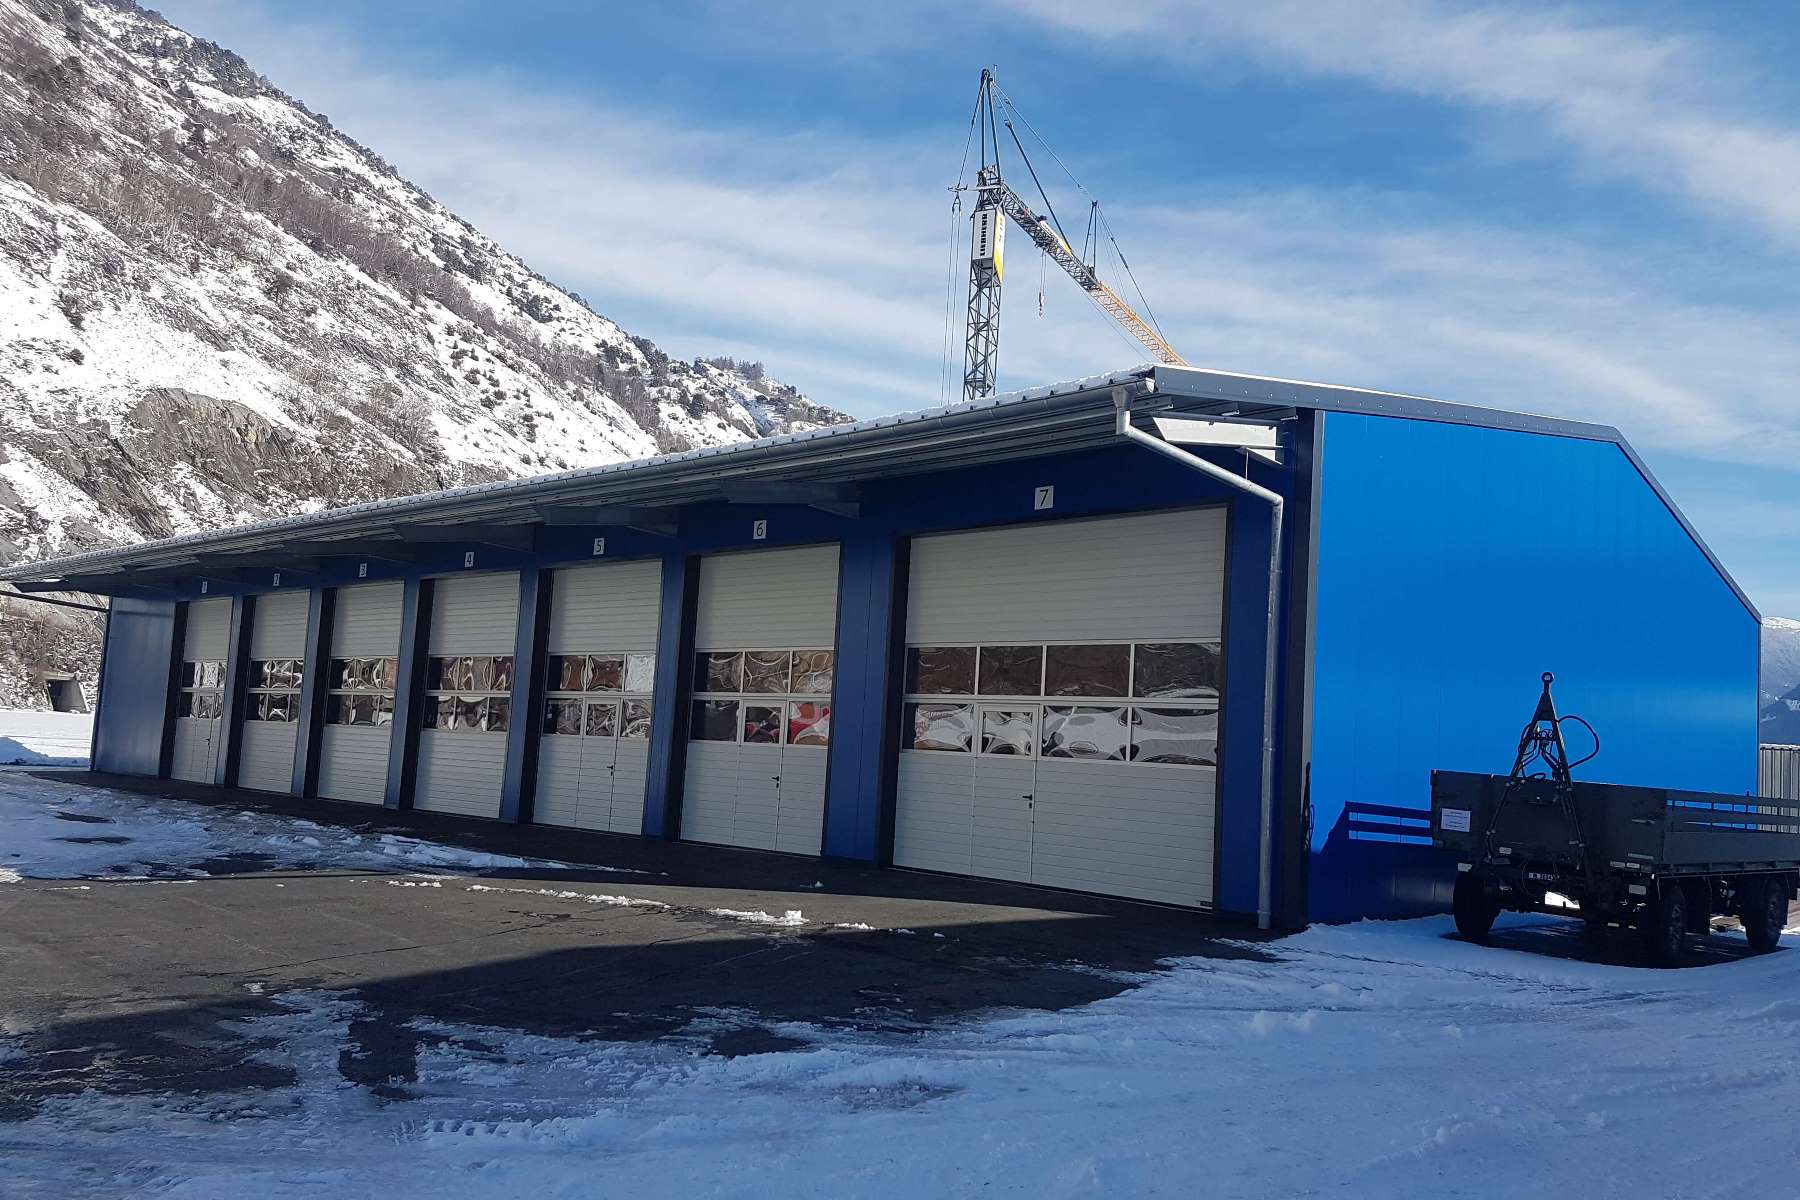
xmin=752 ymin=519 xmax=768 ymax=541
xmin=592 ymin=537 xmax=607 ymax=557
xmin=1034 ymin=485 xmax=1055 ymax=511
xmin=463 ymin=551 xmax=476 ymax=568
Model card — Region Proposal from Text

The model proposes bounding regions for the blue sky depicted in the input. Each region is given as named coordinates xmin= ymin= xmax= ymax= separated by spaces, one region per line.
xmin=156 ymin=0 xmax=1800 ymax=613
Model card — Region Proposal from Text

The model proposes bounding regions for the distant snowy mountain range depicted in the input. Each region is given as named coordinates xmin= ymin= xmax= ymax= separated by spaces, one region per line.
xmin=0 ymin=0 xmax=850 ymax=704
xmin=1760 ymin=617 xmax=1800 ymax=745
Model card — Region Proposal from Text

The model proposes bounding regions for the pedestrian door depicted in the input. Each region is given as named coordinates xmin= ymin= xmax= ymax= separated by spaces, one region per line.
xmin=170 ymin=597 xmax=232 ymax=783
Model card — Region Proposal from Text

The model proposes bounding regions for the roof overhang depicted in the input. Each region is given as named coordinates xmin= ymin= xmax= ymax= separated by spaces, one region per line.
xmin=0 ymin=363 xmax=1753 ymax=619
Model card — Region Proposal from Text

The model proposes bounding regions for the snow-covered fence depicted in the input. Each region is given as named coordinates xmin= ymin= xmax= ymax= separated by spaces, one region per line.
xmin=1760 ymin=745 xmax=1800 ymax=801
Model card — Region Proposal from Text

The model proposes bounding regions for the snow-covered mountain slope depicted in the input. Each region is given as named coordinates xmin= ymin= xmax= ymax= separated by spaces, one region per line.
xmin=1760 ymin=617 xmax=1800 ymax=744
xmin=0 ymin=0 xmax=847 ymax=562
xmin=0 ymin=0 xmax=849 ymax=704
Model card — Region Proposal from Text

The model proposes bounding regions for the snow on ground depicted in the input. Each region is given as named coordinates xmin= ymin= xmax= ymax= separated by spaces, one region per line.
xmin=13 ymin=910 xmax=1800 ymax=1197
xmin=0 ymin=708 xmax=92 ymax=766
xmin=0 ymin=771 xmax=627 ymax=881
xmin=6 ymin=771 xmax=1800 ymax=1195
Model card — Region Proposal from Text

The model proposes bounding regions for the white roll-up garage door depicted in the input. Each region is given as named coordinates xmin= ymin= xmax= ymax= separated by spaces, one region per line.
xmin=683 ymin=544 xmax=839 ymax=854
xmin=171 ymin=597 xmax=233 ymax=783
xmin=894 ymin=508 xmax=1227 ymax=907
xmin=236 ymin=590 xmax=310 ymax=794
xmin=414 ymin=572 xmax=520 ymax=818
xmin=535 ymin=559 xmax=663 ymax=835
xmin=317 ymin=581 xmax=404 ymax=805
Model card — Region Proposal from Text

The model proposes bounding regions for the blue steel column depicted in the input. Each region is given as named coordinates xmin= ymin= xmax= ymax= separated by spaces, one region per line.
xmin=499 ymin=566 xmax=552 ymax=823
xmin=88 ymin=603 xmax=114 ymax=774
xmin=292 ymin=587 xmax=333 ymax=797
xmin=157 ymin=601 xmax=189 ymax=778
xmin=642 ymin=553 xmax=698 ymax=839
xmin=385 ymin=576 xmax=433 ymax=810
xmin=217 ymin=593 xmax=254 ymax=788
xmin=822 ymin=531 xmax=904 ymax=861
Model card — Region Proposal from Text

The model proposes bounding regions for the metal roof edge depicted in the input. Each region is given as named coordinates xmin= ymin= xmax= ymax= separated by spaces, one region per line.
xmin=1147 ymin=365 xmax=1621 ymax=442
xmin=0 ymin=368 xmax=1153 ymax=582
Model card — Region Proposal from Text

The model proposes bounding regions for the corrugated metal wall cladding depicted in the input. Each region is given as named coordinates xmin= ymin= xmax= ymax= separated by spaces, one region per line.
xmin=429 ymin=573 xmax=521 ymax=654
xmin=332 ymin=581 xmax=405 ymax=657
xmin=906 ymin=509 xmax=1225 ymax=644
xmin=694 ymin=544 xmax=840 ymax=648
xmin=548 ymin=560 xmax=663 ymax=650
xmin=1761 ymin=747 xmax=1800 ymax=801
xmin=183 ymin=598 xmax=233 ymax=660
xmin=248 ymin=591 xmax=310 ymax=660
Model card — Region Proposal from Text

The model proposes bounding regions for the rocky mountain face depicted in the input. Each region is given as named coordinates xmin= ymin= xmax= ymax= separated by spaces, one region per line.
xmin=0 ymin=0 xmax=851 ymax=707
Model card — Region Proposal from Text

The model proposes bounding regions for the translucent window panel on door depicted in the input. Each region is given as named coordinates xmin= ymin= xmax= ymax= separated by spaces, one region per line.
xmin=787 ymin=702 xmax=830 ymax=747
xmin=905 ymin=647 xmax=976 ymax=696
xmin=622 ymin=654 xmax=656 ymax=694
xmin=742 ymin=703 xmax=784 ymax=744
xmin=548 ymin=655 xmax=588 ymax=692
xmin=742 ymin=651 xmax=791 ymax=694
xmin=977 ymin=646 xmax=1043 ymax=697
xmin=695 ymin=652 xmax=743 ymax=694
xmin=544 ymin=699 xmax=584 ymax=735
xmin=1042 ymin=705 xmax=1129 ymax=761
xmin=586 ymin=656 xmax=624 ymax=692
xmin=1132 ymin=643 xmax=1221 ymax=700
xmin=620 ymin=700 xmax=653 ymax=739
xmin=904 ymin=703 xmax=974 ymax=752
xmin=330 ymin=694 xmax=395 ymax=726
xmin=980 ymin=708 xmax=1037 ymax=756
xmin=585 ymin=701 xmax=619 ymax=738
xmin=1129 ymin=707 xmax=1218 ymax=765
xmin=691 ymin=699 xmax=739 ymax=741
xmin=1044 ymin=645 xmax=1129 ymax=698
xmin=791 ymin=650 xmax=834 ymax=695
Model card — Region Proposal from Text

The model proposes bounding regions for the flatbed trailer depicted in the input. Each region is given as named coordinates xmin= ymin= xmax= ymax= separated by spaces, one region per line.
xmin=1428 ymin=675 xmax=1800 ymax=966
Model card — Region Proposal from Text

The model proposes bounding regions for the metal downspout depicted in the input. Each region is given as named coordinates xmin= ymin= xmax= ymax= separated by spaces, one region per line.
xmin=1113 ymin=386 xmax=1285 ymax=930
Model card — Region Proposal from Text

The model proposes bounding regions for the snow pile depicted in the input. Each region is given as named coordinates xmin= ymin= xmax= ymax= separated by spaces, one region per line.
xmin=706 ymin=907 xmax=808 ymax=927
xmin=0 ymin=708 xmax=92 ymax=765
xmin=11 ymin=914 xmax=1800 ymax=1196
xmin=0 ymin=771 xmax=630 ymax=881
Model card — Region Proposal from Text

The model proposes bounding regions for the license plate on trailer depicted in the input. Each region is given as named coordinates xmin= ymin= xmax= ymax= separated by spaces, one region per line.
xmin=1527 ymin=871 xmax=1557 ymax=882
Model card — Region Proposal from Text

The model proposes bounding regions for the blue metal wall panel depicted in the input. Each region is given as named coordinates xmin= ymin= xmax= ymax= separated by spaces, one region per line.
xmin=642 ymin=551 xmax=696 ymax=839
xmin=822 ymin=529 xmax=902 ymax=860
xmin=91 ymin=596 xmax=178 ymax=777
xmin=1308 ymin=413 xmax=1760 ymax=922
xmin=499 ymin=566 xmax=550 ymax=823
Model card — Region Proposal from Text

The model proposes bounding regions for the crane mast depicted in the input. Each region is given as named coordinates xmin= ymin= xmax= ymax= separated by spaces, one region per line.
xmin=958 ymin=70 xmax=1184 ymax=403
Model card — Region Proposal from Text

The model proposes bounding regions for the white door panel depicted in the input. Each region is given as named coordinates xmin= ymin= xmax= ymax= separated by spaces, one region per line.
xmin=317 ymin=725 xmax=391 ymax=804
xmin=237 ymin=722 xmax=297 ymax=793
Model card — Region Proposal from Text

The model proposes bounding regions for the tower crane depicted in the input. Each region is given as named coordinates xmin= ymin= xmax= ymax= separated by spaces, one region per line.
xmin=957 ymin=69 xmax=1185 ymax=403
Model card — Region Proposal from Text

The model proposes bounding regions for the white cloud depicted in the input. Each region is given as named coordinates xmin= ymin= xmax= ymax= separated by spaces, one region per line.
xmin=1004 ymin=0 xmax=1800 ymax=245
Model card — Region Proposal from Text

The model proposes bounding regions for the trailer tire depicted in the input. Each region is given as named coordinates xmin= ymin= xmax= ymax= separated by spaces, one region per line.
xmin=1640 ymin=885 xmax=1689 ymax=968
xmin=1743 ymin=877 xmax=1788 ymax=954
xmin=1453 ymin=874 xmax=1499 ymax=942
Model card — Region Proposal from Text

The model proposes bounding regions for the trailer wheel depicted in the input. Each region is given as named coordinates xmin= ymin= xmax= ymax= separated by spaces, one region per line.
xmin=1743 ymin=878 xmax=1788 ymax=954
xmin=1453 ymin=874 xmax=1499 ymax=942
xmin=1640 ymin=885 xmax=1689 ymax=968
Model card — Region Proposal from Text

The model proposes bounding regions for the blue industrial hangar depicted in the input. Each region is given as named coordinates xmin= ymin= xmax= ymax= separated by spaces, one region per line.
xmin=3 ymin=365 xmax=1760 ymax=926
